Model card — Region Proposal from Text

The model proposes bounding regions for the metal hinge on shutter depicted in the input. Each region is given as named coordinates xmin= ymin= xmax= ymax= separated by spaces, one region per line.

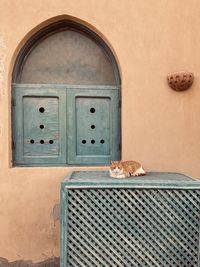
xmin=118 ymin=99 xmax=121 ymax=108
xmin=12 ymin=141 xmax=15 ymax=150
xmin=119 ymin=143 xmax=121 ymax=151
xmin=12 ymin=98 xmax=16 ymax=107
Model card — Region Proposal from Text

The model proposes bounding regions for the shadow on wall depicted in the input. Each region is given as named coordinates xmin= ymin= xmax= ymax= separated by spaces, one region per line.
xmin=0 ymin=257 xmax=59 ymax=267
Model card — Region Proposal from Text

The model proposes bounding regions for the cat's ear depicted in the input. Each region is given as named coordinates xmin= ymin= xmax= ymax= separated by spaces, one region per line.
xmin=110 ymin=160 xmax=114 ymax=164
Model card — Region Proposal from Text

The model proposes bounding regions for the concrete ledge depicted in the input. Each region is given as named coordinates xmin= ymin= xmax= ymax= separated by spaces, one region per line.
xmin=0 ymin=257 xmax=59 ymax=267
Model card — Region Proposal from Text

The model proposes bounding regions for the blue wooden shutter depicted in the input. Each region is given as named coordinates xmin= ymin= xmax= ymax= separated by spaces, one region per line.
xmin=13 ymin=85 xmax=120 ymax=166
xmin=13 ymin=85 xmax=66 ymax=165
xmin=67 ymin=87 xmax=120 ymax=165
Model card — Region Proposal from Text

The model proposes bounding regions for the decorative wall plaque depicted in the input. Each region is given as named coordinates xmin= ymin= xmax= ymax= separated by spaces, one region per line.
xmin=167 ymin=71 xmax=194 ymax=91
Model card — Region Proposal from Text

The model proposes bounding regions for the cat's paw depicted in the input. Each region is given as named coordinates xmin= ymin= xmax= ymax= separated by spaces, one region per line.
xmin=135 ymin=172 xmax=146 ymax=177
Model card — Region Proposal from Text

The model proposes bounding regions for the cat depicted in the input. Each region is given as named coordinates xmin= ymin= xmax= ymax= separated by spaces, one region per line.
xmin=109 ymin=160 xmax=146 ymax=178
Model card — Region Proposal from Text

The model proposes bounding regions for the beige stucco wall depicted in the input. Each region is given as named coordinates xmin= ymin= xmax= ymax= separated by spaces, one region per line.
xmin=1 ymin=0 xmax=200 ymax=262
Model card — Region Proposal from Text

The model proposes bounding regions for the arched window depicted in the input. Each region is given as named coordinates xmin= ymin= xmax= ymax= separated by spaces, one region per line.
xmin=12 ymin=20 xmax=121 ymax=166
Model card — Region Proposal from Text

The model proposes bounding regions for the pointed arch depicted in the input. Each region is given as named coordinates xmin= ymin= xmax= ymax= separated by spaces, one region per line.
xmin=12 ymin=18 xmax=121 ymax=86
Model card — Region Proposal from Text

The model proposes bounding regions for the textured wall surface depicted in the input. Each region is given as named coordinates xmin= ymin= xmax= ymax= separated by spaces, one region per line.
xmin=1 ymin=0 xmax=200 ymax=263
xmin=0 ymin=34 xmax=6 ymax=95
xmin=0 ymin=257 xmax=59 ymax=267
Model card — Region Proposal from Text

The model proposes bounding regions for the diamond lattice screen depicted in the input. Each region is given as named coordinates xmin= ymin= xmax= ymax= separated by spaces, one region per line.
xmin=66 ymin=188 xmax=200 ymax=267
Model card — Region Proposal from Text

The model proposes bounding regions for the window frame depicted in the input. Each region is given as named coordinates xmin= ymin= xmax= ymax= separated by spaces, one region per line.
xmin=12 ymin=20 xmax=121 ymax=167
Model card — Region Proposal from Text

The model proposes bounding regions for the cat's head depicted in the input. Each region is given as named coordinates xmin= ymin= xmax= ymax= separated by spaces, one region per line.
xmin=110 ymin=160 xmax=123 ymax=171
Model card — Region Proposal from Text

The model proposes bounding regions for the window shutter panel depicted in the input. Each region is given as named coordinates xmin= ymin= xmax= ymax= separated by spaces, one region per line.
xmin=67 ymin=87 xmax=120 ymax=165
xmin=13 ymin=85 xmax=66 ymax=165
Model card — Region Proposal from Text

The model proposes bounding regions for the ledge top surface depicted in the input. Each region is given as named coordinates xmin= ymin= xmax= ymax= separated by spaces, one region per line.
xmin=62 ymin=171 xmax=200 ymax=189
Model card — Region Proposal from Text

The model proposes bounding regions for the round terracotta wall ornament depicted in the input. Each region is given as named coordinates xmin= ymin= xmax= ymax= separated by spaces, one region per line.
xmin=167 ymin=71 xmax=194 ymax=91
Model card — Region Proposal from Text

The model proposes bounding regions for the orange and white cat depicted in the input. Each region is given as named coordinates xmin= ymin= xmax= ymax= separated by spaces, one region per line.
xmin=109 ymin=160 xmax=146 ymax=178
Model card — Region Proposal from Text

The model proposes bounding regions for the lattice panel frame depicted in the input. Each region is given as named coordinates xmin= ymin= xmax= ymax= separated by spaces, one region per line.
xmin=61 ymin=173 xmax=200 ymax=267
